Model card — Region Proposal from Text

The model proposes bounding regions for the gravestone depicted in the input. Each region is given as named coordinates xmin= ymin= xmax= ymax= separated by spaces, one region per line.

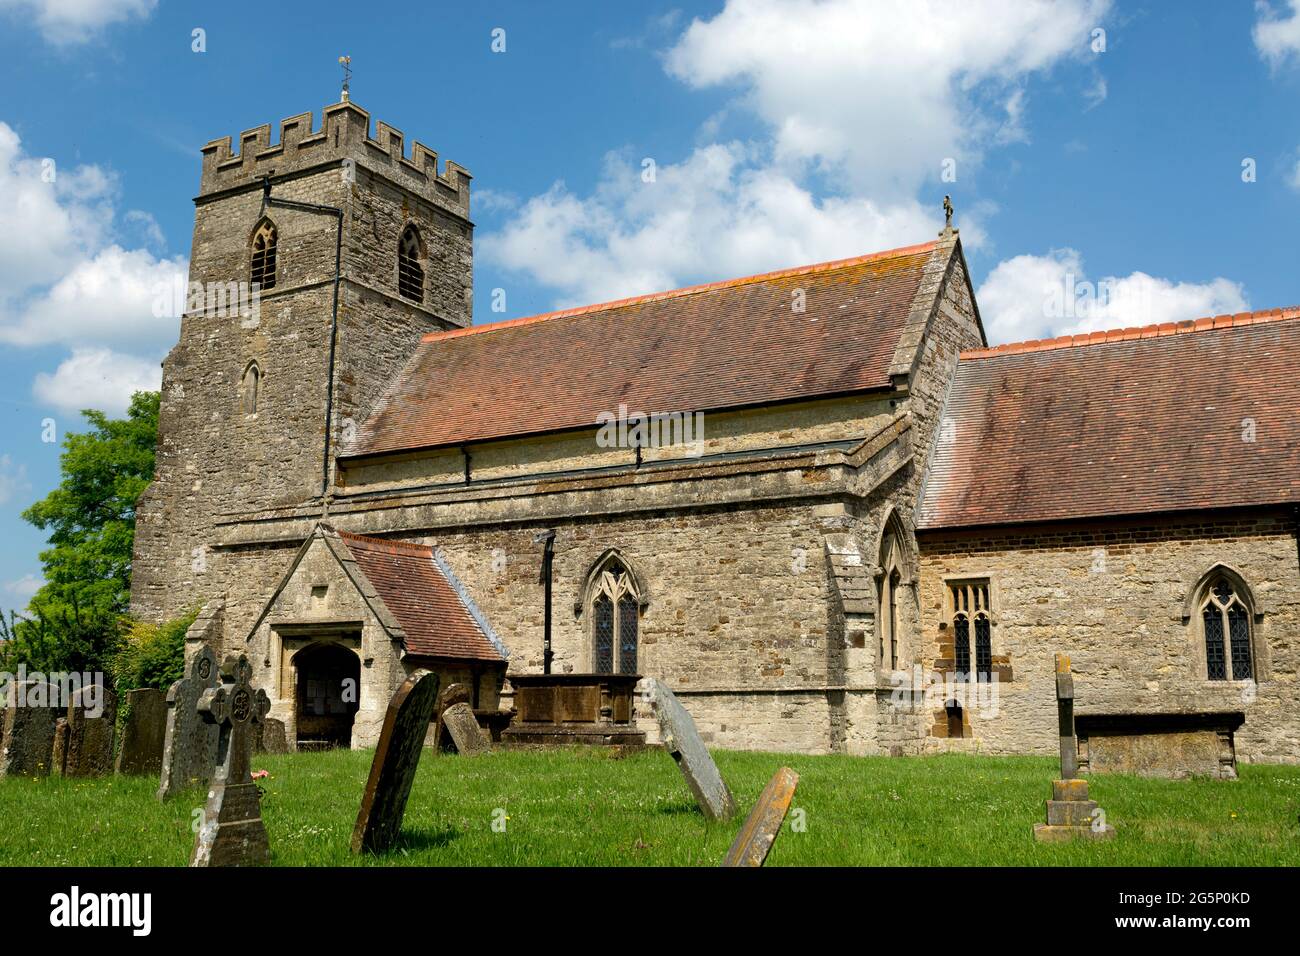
xmin=51 ymin=718 xmax=70 ymax=775
xmin=257 ymin=718 xmax=290 ymax=755
xmin=191 ymin=654 xmax=272 ymax=867
xmin=0 ymin=680 xmax=61 ymax=777
xmin=647 ymin=678 xmax=735 ymax=821
xmin=721 ymin=766 xmax=799 ymax=867
xmin=115 ymin=688 xmax=167 ymax=775
xmin=352 ymin=670 xmax=440 ymax=854
xmin=158 ymin=645 xmax=220 ymax=799
xmin=64 ymin=684 xmax=117 ymax=777
xmin=431 ymin=682 xmax=472 ymax=750
xmin=1033 ymin=653 xmax=1114 ymax=842
xmin=438 ymin=702 xmax=490 ymax=756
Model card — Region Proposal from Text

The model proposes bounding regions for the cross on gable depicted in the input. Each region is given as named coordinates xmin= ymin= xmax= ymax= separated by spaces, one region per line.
xmin=197 ymin=654 xmax=270 ymax=786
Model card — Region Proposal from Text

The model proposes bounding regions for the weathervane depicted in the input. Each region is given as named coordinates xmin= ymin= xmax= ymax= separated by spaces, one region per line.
xmin=339 ymin=55 xmax=352 ymax=102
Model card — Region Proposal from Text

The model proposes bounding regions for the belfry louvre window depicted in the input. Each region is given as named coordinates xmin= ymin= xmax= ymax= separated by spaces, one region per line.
xmin=949 ymin=579 xmax=992 ymax=681
xmin=250 ymin=221 xmax=277 ymax=291
xmin=398 ymin=226 xmax=424 ymax=303
xmin=589 ymin=557 xmax=640 ymax=675
xmin=1201 ymin=577 xmax=1253 ymax=681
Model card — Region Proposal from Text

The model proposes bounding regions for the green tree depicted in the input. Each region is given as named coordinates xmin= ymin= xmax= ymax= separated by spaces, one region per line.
xmin=22 ymin=391 xmax=159 ymax=618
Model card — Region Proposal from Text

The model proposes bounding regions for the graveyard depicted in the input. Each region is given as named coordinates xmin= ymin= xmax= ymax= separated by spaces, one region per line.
xmin=1 ymin=747 xmax=1297 ymax=867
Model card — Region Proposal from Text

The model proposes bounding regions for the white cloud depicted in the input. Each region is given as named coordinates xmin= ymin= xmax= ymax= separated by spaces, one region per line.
xmin=976 ymin=249 xmax=1250 ymax=344
xmin=0 ymin=0 xmax=156 ymax=44
xmin=0 ymin=122 xmax=116 ymax=291
xmin=32 ymin=347 xmax=161 ymax=416
xmin=0 ymin=454 xmax=30 ymax=505
xmin=0 ymin=120 xmax=185 ymax=415
xmin=0 ymin=245 xmax=187 ymax=349
xmin=484 ymin=0 xmax=1101 ymax=308
xmin=3 ymin=574 xmax=42 ymax=602
xmin=482 ymin=144 xmax=961 ymax=307
xmin=1254 ymin=0 xmax=1300 ymax=68
xmin=665 ymin=0 xmax=1110 ymax=196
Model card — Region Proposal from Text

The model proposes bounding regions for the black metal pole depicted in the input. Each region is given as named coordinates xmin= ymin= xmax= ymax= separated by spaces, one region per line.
xmin=535 ymin=530 xmax=556 ymax=674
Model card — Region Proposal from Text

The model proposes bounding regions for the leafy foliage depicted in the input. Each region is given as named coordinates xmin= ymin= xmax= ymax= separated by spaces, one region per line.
xmin=109 ymin=608 xmax=198 ymax=694
xmin=20 ymin=391 xmax=159 ymax=619
xmin=0 ymin=599 xmax=123 ymax=676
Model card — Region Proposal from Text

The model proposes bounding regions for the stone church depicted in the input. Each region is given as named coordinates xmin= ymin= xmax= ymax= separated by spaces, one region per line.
xmin=130 ymin=101 xmax=1300 ymax=764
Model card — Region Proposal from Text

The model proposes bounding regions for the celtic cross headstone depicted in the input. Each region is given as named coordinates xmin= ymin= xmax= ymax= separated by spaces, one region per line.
xmin=190 ymin=654 xmax=272 ymax=866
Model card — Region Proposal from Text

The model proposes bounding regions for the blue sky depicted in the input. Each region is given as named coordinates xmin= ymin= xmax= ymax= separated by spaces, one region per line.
xmin=0 ymin=0 xmax=1298 ymax=614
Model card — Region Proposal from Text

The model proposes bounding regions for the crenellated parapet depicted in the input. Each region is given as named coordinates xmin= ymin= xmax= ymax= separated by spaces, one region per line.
xmin=198 ymin=101 xmax=471 ymax=216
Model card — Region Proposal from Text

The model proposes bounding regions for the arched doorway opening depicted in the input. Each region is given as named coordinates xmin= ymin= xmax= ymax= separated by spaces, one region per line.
xmin=293 ymin=642 xmax=360 ymax=750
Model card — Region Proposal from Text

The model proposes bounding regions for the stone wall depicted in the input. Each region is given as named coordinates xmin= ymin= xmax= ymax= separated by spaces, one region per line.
xmin=916 ymin=508 xmax=1300 ymax=763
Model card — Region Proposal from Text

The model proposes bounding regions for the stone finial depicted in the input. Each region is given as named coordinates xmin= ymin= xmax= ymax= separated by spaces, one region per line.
xmin=939 ymin=195 xmax=958 ymax=239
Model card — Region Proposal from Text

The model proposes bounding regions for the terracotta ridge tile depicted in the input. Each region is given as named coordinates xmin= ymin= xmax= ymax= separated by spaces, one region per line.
xmin=336 ymin=530 xmax=431 ymax=555
xmin=419 ymin=240 xmax=941 ymax=343
xmin=959 ymin=304 xmax=1300 ymax=360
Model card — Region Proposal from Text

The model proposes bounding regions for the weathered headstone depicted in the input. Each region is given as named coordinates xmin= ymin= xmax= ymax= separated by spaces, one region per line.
xmin=158 ymin=646 xmax=220 ymax=799
xmin=352 ymin=670 xmax=440 ymax=854
xmin=1034 ymin=654 xmax=1114 ymax=842
xmin=257 ymin=717 xmax=290 ymax=755
xmin=721 ymin=767 xmax=799 ymax=867
xmin=0 ymin=680 xmax=61 ymax=777
xmin=431 ymin=682 xmax=472 ymax=750
xmin=191 ymin=654 xmax=272 ymax=867
xmin=51 ymin=718 xmax=70 ymax=775
xmin=65 ymin=684 xmax=117 ymax=777
xmin=438 ymin=702 xmax=490 ymax=756
xmin=115 ymin=688 xmax=167 ymax=775
xmin=648 ymin=678 xmax=735 ymax=821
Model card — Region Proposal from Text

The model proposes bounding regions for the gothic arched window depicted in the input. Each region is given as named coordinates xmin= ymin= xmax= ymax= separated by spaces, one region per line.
xmin=1199 ymin=576 xmax=1254 ymax=681
xmin=241 ymin=361 xmax=260 ymax=415
xmin=250 ymin=220 xmax=277 ymax=291
xmin=949 ymin=579 xmax=992 ymax=682
xmin=877 ymin=530 xmax=904 ymax=672
xmin=586 ymin=554 xmax=641 ymax=675
xmin=398 ymin=225 xmax=424 ymax=303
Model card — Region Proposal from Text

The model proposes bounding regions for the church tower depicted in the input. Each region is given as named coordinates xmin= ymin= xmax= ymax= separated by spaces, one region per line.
xmin=131 ymin=101 xmax=473 ymax=623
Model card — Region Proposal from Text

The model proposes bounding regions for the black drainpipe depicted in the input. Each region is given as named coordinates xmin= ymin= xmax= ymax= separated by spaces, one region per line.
xmin=261 ymin=176 xmax=344 ymax=504
xmin=535 ymin=529 xmax=556 ymax=675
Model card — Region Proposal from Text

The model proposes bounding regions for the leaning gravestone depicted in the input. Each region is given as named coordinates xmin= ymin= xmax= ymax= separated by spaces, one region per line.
xmin=115 ymin=688 xmax=167 ymax=776
xmin=352 ymin=670 xmax=440 ymax=854
xmin=0 ymin=680 xmax=61 ymax=777
xmin=438 ymin=702 xmax=490 ymax=756
xmin=431 ymin=682 xmax=472 ymax=750
xmin=647 ymin=678 xmax=736 ymax=821
xmin=64 ymin=684 xmax=118 ymax=777
xmin=720 ymin=767 xmax=800 ymax=867
xmin=191 ymin=654 xmax=272 ymax=867
xmin=158 ymin=646 xmax=220 ymax=799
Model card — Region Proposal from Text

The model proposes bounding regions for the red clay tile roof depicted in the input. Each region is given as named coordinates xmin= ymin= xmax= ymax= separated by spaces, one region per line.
xmin=336 ymin=531 xmax=505 ymax=662
xmin=344 ymin=242 xmax=940 ymax=457
xmin=917 ymin=307 xmax=1300 ymax=529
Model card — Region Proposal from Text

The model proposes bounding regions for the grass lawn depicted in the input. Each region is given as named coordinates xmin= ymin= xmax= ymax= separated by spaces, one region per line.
xmin=2 ymin=748 xmax=1297 ymax=866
